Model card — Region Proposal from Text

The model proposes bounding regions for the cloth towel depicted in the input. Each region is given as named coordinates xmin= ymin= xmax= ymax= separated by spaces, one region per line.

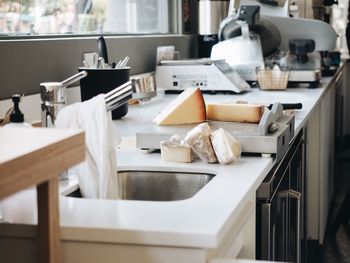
xmin=55 ymin=94 xmax=120 ymax=199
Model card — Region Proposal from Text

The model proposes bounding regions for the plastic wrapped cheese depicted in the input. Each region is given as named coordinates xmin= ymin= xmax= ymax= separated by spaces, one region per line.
xmin=160 ymin=136 xmax=193 ymax=163
xmin=211 ymin=128 xmax=241 ymax=164
xmin=184 ymin=123 xmax=217 ymax=163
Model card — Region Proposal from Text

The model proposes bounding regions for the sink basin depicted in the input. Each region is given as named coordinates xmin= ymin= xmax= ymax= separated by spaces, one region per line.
xmin=66 ymin=170 xmax=214 ymax=201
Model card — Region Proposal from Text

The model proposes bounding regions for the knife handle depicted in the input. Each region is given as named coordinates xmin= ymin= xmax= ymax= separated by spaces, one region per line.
xmin=281 ymin=103 xmax=303 ymax=110
xmin=268 ymin=103 xmax=302 ymax=110
xmin=97 ymin=36 xmax=109 ymax=64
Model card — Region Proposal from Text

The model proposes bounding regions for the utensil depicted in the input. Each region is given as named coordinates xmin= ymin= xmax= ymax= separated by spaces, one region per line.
xmin=115 ymin=60 xmax=122 ymax=68
xmin=120 ymin=56 xmax=130 ymax=68
xmin=115 ymin=56 xmax=130 ymax=69
xmin=236 ymin=101 xmax=302 ymax=111
xmin=97 ymin=36 xmax=109 ymax=64
xmin=82 ymin=60 xmax=90 ymax=68
xmin=98 ymin=57 xmax=106 ymax=69
xmin=79 ymin=67 xmax=130 ymax=119
xmin=83 ymin=52 xmax=99 ymax=68
xmin=267 ymin=103 xmax=302 ymax=110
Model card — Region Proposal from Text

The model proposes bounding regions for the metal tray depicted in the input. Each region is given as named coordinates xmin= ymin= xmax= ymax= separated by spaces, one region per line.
xmin=136 ymin=113 xmax=295 ymax=162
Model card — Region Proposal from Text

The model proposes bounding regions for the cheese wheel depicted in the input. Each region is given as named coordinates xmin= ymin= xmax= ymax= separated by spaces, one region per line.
xmin=154 ymin=87 xmax=206 ymax=126
xmin=206 ymin=103 xmax=264 ymax=123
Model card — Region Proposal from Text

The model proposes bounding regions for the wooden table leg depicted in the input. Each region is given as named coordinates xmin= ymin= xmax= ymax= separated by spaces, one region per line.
xmin=37 ymin=177 xmax=60 ymax=263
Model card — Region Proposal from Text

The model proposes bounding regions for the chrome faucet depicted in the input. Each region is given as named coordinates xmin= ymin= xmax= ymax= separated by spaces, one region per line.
xmin=40 ymin=71 xmax=88 ymax=181
xmin=40 ymin=71 xmax=88 ymax=127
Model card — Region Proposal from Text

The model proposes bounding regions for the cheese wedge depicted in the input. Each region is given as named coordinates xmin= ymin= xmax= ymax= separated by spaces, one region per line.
xmin=154 ymin=87 xmax=206 ymax=126
xmin=206 ymin=103 xmax=264 ymax=123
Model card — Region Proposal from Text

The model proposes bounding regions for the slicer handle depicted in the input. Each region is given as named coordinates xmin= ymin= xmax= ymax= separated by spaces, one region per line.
xmin=281 ymin=103 xmax=303 ymax=110
xmin=267 ymin=103 xmax=303 ymax=110
xmin=237 ymin=5 xmax=260 ymax=25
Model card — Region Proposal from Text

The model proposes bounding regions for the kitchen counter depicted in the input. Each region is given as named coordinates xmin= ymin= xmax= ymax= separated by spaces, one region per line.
xmin=1 ymin=140 xmax=273 ymax=249
xmin=117 ymin=80 xmax=331 ymax=139
xmin=0 ymin=76 xmax=337 ymax=258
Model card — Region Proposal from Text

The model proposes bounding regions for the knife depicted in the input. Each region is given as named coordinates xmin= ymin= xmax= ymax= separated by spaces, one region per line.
xmin=267 ymin=103 xmax=302 ymax=110
xmin=97 ymin=36 xmax=109 ymax=64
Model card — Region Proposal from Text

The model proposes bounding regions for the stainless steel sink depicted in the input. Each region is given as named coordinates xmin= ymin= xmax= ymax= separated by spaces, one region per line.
xmin=66 ymin=170 xmax=214 ymax=201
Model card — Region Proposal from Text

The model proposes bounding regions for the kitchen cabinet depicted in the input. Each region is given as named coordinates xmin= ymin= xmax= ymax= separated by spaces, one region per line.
xmin=0 ymin=194 xmax=256 ymax=263
xmin=72 ymin=200 xmax=253 ymax=263
xmin=256 ymin=130 xmax=305 ymax=263
xmin=305 ymin=71 xmax=338 ymax=244
xmin=337 ymin=62 xmax=350 ymax=141
xmin=334 ymin=66 xmax=345 ymax=153
xmin=60 ymin=195 xmax=256 ymax=263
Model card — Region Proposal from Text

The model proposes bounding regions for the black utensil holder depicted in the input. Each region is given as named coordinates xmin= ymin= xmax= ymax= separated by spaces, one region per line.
xmin=79 ymin=67 xmax=130 ymax=119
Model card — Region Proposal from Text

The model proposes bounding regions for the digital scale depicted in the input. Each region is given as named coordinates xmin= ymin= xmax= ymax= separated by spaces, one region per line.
xmin=155 ymin=58 xmax=250 ymax=93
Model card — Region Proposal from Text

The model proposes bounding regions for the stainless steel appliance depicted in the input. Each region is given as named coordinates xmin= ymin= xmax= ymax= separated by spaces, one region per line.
xmin=198 ymin=0 xmax=229 ymax=58
xmin=155 ymin=58 xmax=250 ymax=93
xmin=211 ymin=5 xmax=266 ymax=81
xmin=136 ymin=103 xmax=295 ymax=162
xmin=256 ymin=129 xmax=306 ymax=263
xmin=212 ymin=1 xmax=337 ymax=84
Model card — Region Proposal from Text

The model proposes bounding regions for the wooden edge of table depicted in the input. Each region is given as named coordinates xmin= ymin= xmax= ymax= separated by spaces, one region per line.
xmin=0 ymin=131 xmax=85 ymax=199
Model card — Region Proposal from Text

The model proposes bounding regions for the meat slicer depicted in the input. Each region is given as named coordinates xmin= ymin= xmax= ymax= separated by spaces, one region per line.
xmin=211 ymin=2 xmax=337 ymax=86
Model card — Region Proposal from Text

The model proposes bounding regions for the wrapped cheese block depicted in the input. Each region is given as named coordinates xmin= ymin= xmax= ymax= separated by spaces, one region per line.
xmin=160 ymin=135 xmax=193 ymax=163
xmin=184 ymin=123 xmax=217 ymax=163
xmin=211 ymin=128 xmax=241 ymax=165
xmin=206 ymin=103 xmax=264 ymax=123
xmin=154 ymin=87 xmax=206 ymax=125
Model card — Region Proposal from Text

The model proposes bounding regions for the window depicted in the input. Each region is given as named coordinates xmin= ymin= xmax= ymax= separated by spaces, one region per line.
xmin=0 ymin=0 xmax=173 ymax=36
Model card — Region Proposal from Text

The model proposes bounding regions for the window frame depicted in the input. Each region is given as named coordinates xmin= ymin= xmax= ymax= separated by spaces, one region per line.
xmin=0 ymin=0 xmax=182 ymax=39
xmin=0 ymin=1 xmax=202 ymax=100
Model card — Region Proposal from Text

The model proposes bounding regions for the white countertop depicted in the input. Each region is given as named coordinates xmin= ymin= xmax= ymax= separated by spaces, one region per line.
xmin=0 ymin=78 xmax=334 ymax=248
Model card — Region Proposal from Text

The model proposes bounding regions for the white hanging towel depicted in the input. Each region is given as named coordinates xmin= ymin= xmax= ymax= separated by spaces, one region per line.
xmin=55 ymin=94 xmax=120 ymax=199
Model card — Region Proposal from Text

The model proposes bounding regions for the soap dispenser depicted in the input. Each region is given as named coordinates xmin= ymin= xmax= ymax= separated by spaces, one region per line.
xmin=4 ymin=95 xmax=32 ymax=128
